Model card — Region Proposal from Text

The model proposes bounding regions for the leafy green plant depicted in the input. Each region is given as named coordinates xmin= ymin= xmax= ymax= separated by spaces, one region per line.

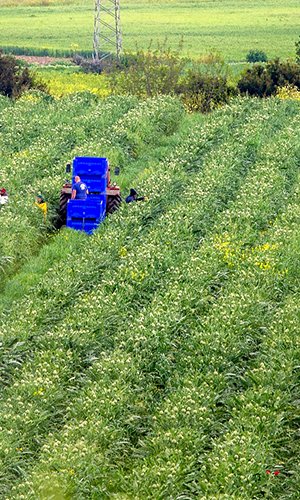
xmin=177 ymin=71 xmax=236 ymax=112
xmin=238 ymin=58 xmax=300 ymax=97
xmin=246 ymin=49 xmax=268 ymax=63
xmin=0 ymin=52 xmax=46 ymax=98
xmin=109 ymin=41 xmax=187 ymax=98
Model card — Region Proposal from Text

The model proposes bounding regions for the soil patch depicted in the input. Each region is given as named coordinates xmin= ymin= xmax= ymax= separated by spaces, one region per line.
xmin=16 ymin=55 xmax=72 ymax=65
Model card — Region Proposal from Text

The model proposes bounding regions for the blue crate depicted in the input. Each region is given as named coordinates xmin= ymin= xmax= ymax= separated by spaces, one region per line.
xmin=86 ymin=178 xmax=107 ymax=196
xmin=66 ymin=221 xmax=100 ymax=235
xmin=67 ymin=157 xmax=109 ymax=234
xmin=67 ymin=198 xmax=106 ymax=234
xmin=72 ymin=157 xmax=108 ymax=196
xmin=73 ymin=157 xmax=108 ymax=178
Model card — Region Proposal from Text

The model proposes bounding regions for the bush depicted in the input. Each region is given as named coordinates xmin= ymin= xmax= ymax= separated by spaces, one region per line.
xmin=296 ymin=37 xmax=300 ymax=64
xmin=72 ymin=54 xmax=122 ymax=74
xmin=107 ymin=45 xmax=235 ymax=113
xmin=197 ymin=51 xmax=230 ymax=77
xmin=238 ymin=58 xmax=300 ymax=97
xmin=246 ymin=50 xmax=268 ymax=63
xmin=108 ymin=43 xmax=187 ymax=98
xmin=277 ymin=85 xmax=300 ymax=101
xmin=177 ymin=71 xmax=236 ymax=112
xmin=0 ymin=52 xmax=46 ymax=98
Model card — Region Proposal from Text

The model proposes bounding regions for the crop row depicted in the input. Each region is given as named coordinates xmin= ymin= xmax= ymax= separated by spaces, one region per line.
xmin=14 ymin=108 xmax=299 ymax=499
xmin=0 ymin=97 xmax=299 ymax=497
xmin=0 ymin=93 xmax=184 ymax=282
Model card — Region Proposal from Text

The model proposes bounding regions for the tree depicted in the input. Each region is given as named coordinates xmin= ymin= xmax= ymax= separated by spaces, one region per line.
xmin=0 ymin=52 xmax=46 ymax=98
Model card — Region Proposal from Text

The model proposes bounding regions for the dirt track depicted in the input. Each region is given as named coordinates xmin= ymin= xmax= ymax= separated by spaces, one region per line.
xmin=16 ymin=55 xmax=71 ymax=65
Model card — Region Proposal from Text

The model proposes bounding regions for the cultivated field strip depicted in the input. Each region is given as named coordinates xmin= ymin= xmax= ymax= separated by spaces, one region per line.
xmin=0 ymin=95 xmax=187 ymax=282
xmin=10 ymin=111 xmax=300 ymax=498
xmin=0 ymin=97 xmax=294 ymax=496
xmin=0 ymin=97 xmax=257 ymax=332
xmin=0 ymin=99 xmax=281 ymax=366
xmin=0 ymin=0 xmax=298 ymax=61
xmin=0 ymin=99 xmax=259 ymax=410
xmin=0 ymin=99 xmax=281 ymax=493
xmin=1 ymin=97 xmax=261 ymax=494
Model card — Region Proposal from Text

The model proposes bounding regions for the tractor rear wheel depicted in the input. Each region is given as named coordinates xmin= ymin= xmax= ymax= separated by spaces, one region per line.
xmin=106 ymin=194 xmax=122 ymax=214
xmin=57 ymin=190 xmax=71 ymax=228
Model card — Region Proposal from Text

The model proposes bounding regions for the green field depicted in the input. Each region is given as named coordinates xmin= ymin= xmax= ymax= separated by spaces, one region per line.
xmin=0 ymin=0 xmax=299 ymax=61
xmin=0 ymin=91 xmax=300 ymax=497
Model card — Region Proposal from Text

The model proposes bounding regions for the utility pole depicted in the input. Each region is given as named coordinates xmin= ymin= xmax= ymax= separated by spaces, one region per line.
xmin=93 ymin=0 xmax=122 ymax=61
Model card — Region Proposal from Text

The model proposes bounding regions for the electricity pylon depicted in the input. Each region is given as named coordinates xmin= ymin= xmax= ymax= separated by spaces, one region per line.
xmin=93 ymin=0 xmax=122 ymax=61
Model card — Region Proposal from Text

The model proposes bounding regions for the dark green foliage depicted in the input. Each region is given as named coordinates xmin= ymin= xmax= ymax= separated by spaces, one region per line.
xmin=246 ymin=50 xmax=268 ymax=63
xmin=296 ymin=36 xmax=300 ymax=64
xmin=0 ymin=52 xmax=46 ymax=98
xmin=108 ymin=45 xmax=233 ymax=113
xmin=72 ymin=54 xmax=122 ymax=74
xmin=108 ymin=43 xmax=187 ymax=98
xmin=176 ymin=71 xmax=236 ymax=112
xmin=238 ymin=58 xmax=300 ymax=97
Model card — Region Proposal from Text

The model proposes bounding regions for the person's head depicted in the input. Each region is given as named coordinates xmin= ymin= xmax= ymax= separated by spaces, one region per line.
xmin=36 ymin=194 xmax=44 ymax=204
xmin=74 ymin=175 xmax=81 ymax=183
xmin=130 ymin=188 xmax=137 ymax=199
xmin=0 ymin=188 xmax=7 ymax=196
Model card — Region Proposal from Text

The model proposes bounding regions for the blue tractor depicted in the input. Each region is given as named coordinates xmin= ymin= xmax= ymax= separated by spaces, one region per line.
xmin=58 ymin=157 xmax=121 ymax=234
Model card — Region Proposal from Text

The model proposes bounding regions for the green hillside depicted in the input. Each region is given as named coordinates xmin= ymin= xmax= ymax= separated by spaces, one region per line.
xmin=1 ymin=93 xmax=300 ymax=498
xmin=0 ymin=0 xmax=299 ymax=61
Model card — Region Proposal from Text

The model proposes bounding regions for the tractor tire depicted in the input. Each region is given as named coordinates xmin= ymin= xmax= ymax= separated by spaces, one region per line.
xmin=106 ymin=194 xmax=122 ymax=215
xmin=57 ymin=190 xmax=71 ymax=228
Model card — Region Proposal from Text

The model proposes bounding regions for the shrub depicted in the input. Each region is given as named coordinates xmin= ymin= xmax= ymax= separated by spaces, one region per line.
xmin=108 ymin=43 xmax=187 ymax=98
xmin=177 ymin=71 xmax=236 ymax=112
xmin=277 ymin=85 xmax=300 ymax=101
xmin=72 ymin=54 xmax=122 ymax=74
xmin=296 ymin=37 xmax=300 ymax=64
xmin=0 ymin=52 xmax=46 ymax=98
xmin=246 ymin=50 xmax=268 ymax=63
xmin=238 ymin=58 xmax=300 ymax=97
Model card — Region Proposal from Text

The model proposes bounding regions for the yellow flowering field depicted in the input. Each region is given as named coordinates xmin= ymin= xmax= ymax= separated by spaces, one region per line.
xmin=35 ymin=66 xmax=110 ymax=98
